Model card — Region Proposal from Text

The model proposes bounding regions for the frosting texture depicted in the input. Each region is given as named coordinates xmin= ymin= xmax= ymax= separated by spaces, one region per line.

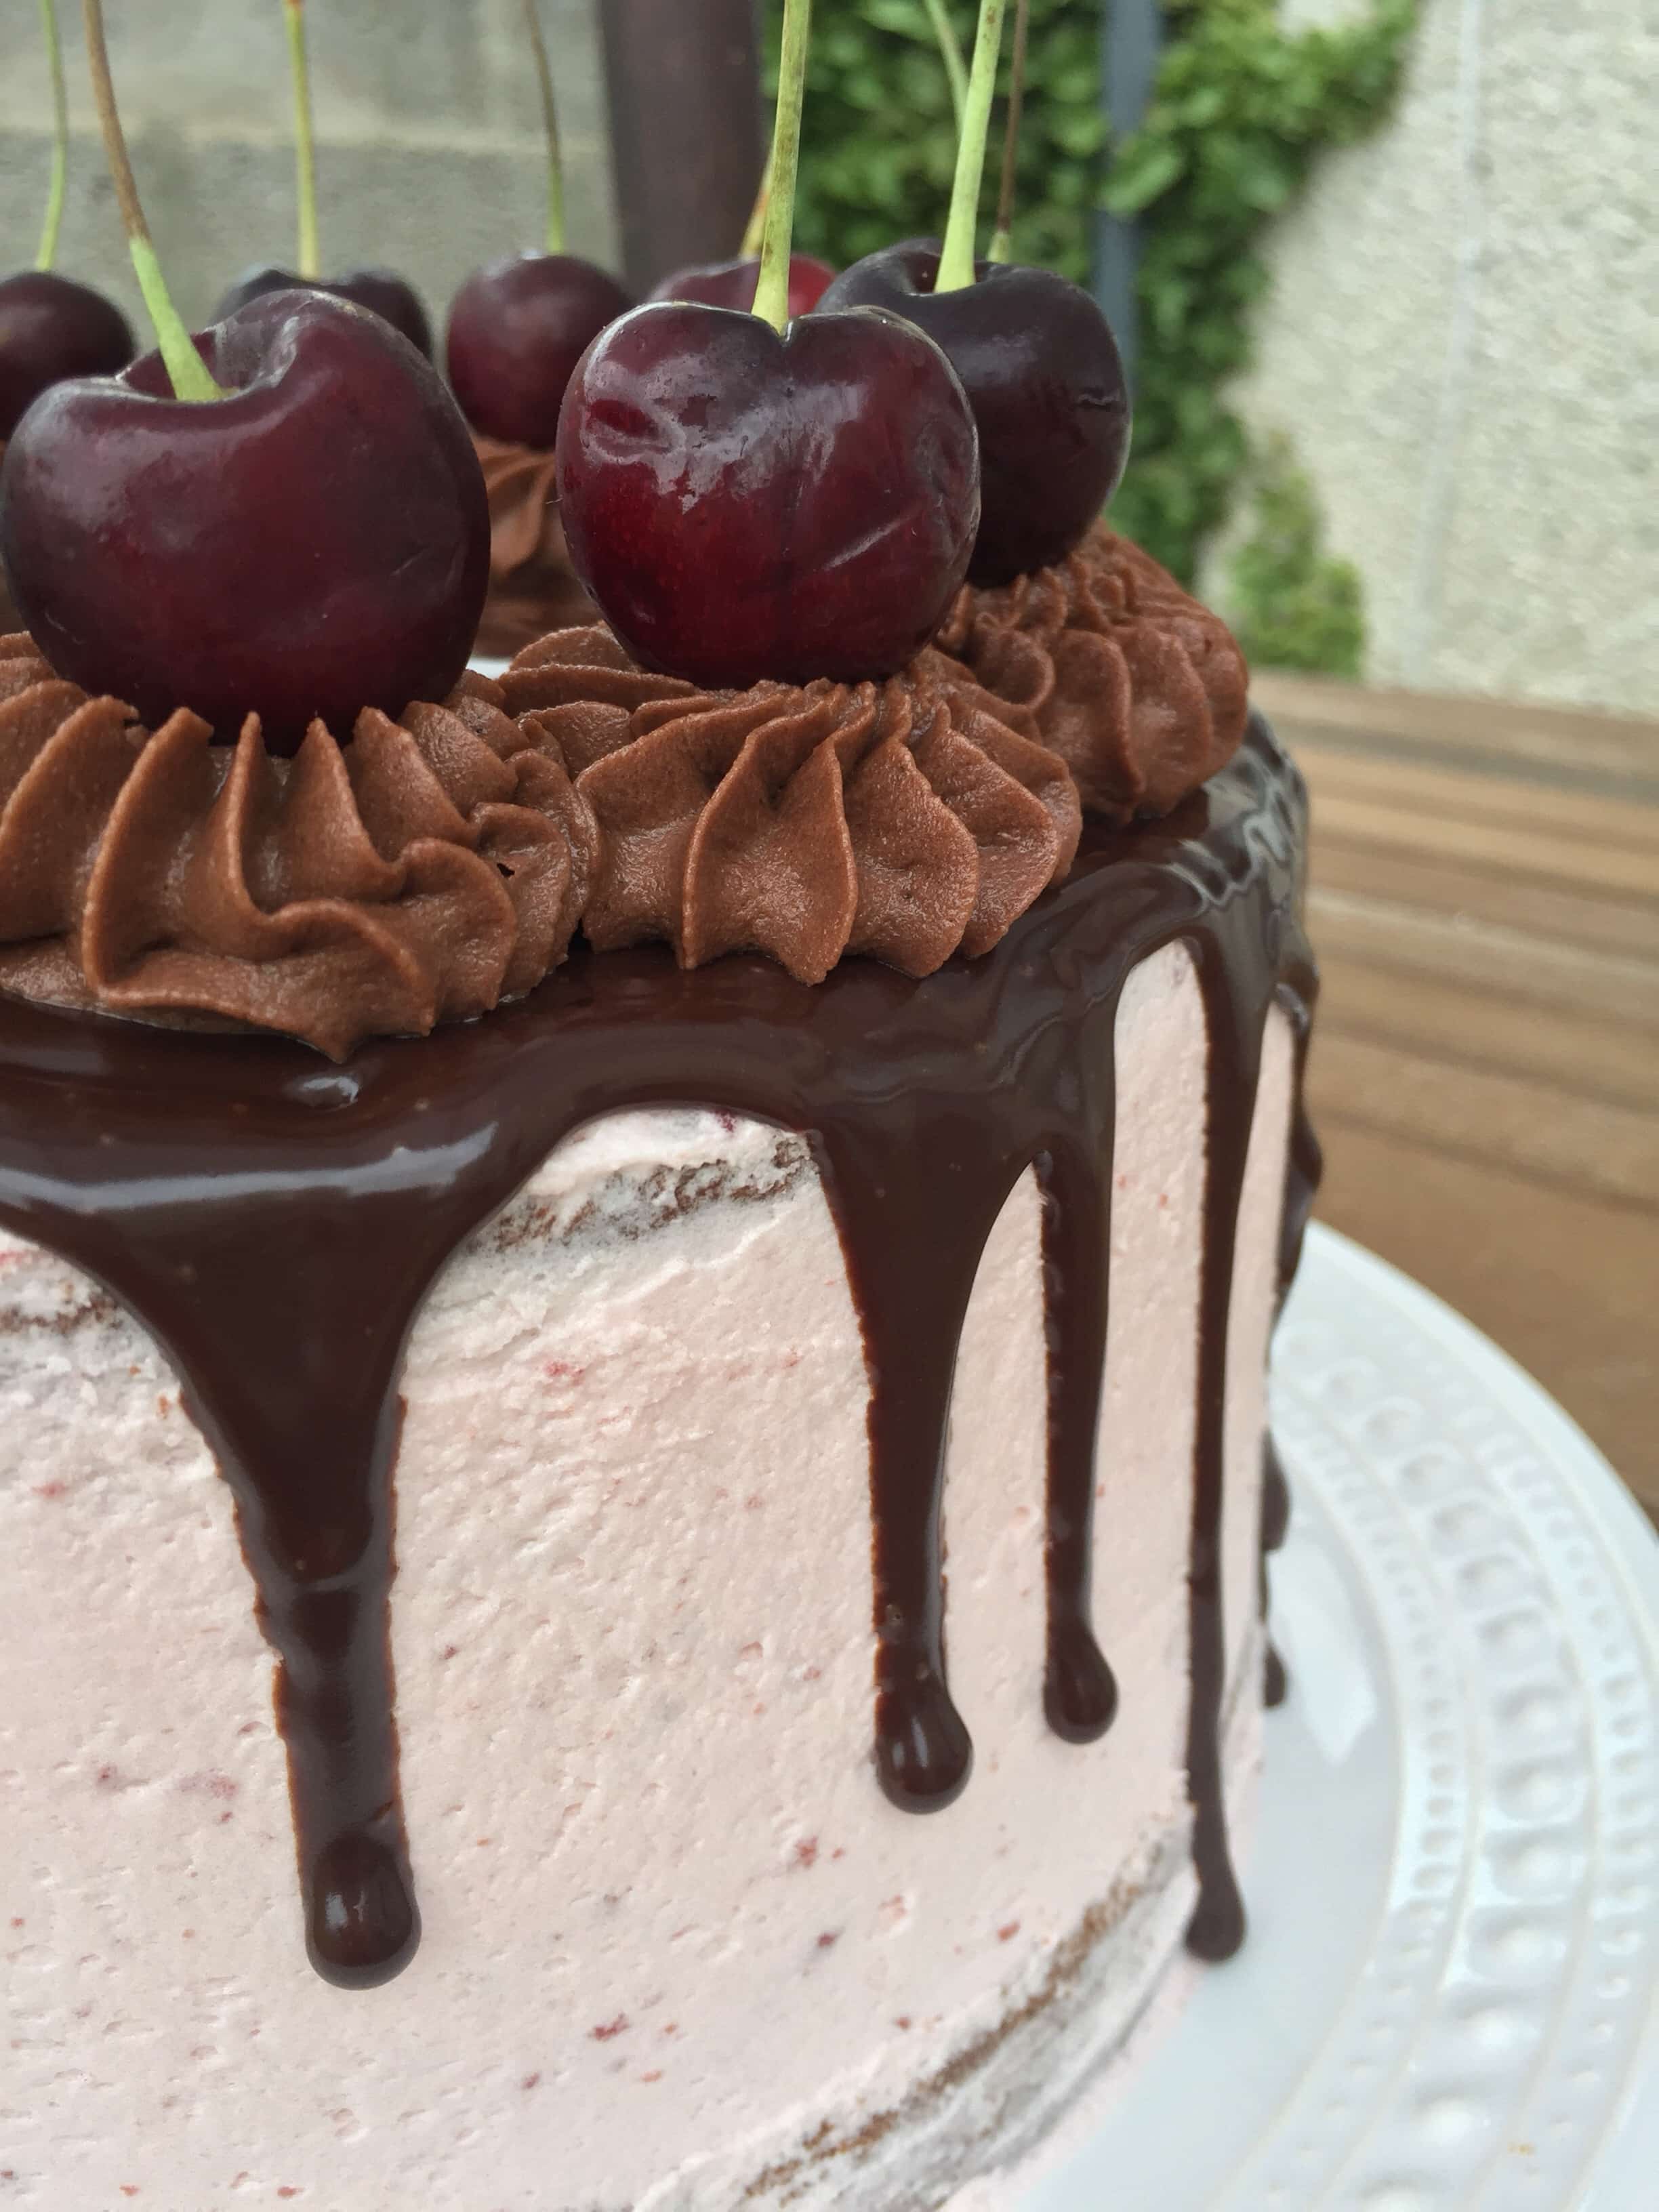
xmin=474 ymin=434 xmax=598 ymax=659
xmin=939 ymin=523 xmax=1248 ymax=819
xmin=502 ymin=626 xmax=1080 ymax=985
xmin=0 ymin=634 xmax=596 ymax=1057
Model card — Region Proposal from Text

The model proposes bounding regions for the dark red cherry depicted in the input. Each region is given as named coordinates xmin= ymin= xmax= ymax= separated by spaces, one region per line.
xmin=215 ymin=264 xmax=434 ymax=359
xmin=556 ymin=300 xmax=979 ymax=691
xmin=446 ymin=252 xmax=632 ymax=451
xmin=0 ymin=290 xmax=488 ymax=754
xmin=0 ymin=270 xmax=136 ymax=441
xmin=649 ymin=253 xmax=835 ymax=320
xmin=819 ymin=239 xmax=1130 ymax=586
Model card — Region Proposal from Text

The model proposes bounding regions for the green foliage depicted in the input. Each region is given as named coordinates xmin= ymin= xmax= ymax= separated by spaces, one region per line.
xmin=764 ymin=1 xmax=1106 ymax=286
xmin=1106 ymin=0 xmax=1418 ymax=589
xmin=766 ymin=0 xmax=1418 ymax=674
xmin=1227 ymin=434 xmax=1365 ymax=678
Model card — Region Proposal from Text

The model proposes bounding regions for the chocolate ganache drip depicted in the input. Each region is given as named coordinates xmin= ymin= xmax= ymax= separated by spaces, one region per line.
xmin=0 ymin=714 xmax=1313 ymax=1984
xmin=1260 ymin=990 xmax=1324 ymax=1708
xmin=0 ymin=636 xmax=597 ymax=1057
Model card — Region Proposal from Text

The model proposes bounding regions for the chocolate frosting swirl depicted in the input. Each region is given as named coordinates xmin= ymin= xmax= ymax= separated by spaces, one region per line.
xmin=502 ymin=625 xmax=1081 ymax=985
xmin=939 ymin=521 xmax=1249 ymax=821
xmin=474 ymin=434 xmax=598 ymax=660
xmin=0 ymin=633 xmax=598 ymax=1058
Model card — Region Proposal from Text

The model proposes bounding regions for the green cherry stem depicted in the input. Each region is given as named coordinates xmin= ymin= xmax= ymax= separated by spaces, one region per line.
xmin=987 ymin=0 xmax=1029 ymax=265
xmin=752 ymin=0 xmax=812 ymax=333
xmin=81 ymin=0 xmax=224 ymax=401
xmin=35 ymin=0 xmax=69 ymax=272
xmin=739 ymin=146 xmax=775 ymax=262
xmin=935 ymin=0 xmax=1005 ymax=295
xmin=922 ymin=0 xmax=968 ymax=129
xmin=523 ymin=0 xmax=567 ymax=256
xmin=283 ymin=1 xmax=320 ymax=280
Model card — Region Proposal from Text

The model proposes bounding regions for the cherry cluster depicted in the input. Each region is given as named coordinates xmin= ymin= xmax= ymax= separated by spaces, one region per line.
xmin=0 ymin=0 xmax=1129 ymax=735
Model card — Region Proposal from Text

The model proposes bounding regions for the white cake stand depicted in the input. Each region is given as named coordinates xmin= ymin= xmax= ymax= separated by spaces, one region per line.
xmin=1019 ymin=1226 xmax=1658 ymax=2212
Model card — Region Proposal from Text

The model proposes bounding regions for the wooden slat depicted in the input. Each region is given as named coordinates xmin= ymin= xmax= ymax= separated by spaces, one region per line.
xmin=1257 ymin=671 xmax=1659 ymax=791
xmin=1308 ymin=890 xmax=1659 ymax=1027
xmin=1309 ymin=1034 xmax=1659 ymax=1208
xmin=1312 ymin=792 xmax=1659 ymax=903
xmin=1297 ymin=741 xmax=1659 ymax=856
xmin=1313 ymin=950 xmax=1659 ymax=1111
xmin=1311 ymin=840 xmax=1659 ymax=958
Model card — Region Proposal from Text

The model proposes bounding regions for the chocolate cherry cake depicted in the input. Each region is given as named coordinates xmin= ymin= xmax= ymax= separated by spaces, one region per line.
xmin=0 ymin=22 xmax=1317 ymax=2175
xmin=0 ymin=517 xmax=1317 ymax=2205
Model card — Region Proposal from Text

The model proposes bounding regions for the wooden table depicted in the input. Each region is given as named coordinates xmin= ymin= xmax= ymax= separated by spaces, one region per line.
xmin=1253 ymin=672 xmax=1659 ymax=1523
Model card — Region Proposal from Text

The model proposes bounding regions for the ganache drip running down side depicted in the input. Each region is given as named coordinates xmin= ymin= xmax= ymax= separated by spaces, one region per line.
xmin=0 ymin=716 xmax=1315 ymax=1988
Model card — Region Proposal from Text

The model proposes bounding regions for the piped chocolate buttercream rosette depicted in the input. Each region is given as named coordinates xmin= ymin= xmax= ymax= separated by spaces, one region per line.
xmin=0 ymin=635 xmax=596 ymax=1057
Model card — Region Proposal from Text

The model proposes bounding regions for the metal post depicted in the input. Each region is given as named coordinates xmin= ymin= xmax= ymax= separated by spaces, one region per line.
xmin=600 ymin=0 xmax=767 ymax=297
xmin=1096 ymin=0 xmax=1164 ymax=390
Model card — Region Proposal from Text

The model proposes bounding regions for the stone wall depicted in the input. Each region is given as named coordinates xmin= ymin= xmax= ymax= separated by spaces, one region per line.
xmin=1213 ymin=0 xmax=1658 ymax=715
xmin=0 ymin=0 xmax=619 ymax=340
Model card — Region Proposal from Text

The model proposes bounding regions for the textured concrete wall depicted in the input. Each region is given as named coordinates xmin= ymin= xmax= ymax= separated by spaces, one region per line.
xmin=1214 ymin=0 xmax=1659 ymax=714
xmin=0 ymin=1 xmax=618 ymax=339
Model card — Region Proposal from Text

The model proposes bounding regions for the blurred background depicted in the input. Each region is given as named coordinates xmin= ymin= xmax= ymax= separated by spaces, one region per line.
xmin=2 ymin=0 xmax=1654 ymax=1502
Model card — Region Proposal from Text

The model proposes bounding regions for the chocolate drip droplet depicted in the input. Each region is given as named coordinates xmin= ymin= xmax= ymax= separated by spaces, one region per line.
xmin=1038 ymin=1145 xmax=1118 ymax=1745
xmin=310 ymin=1831 xmax=419 ymax=1988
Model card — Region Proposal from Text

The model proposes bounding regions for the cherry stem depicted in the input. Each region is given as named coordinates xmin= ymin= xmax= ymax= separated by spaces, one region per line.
xmin=35 ymin=0 xmax=68 ymax=272
xmin=739 ymin=146 xmax=774 ymax=262
xmin=284 ymin=1 xmax=320 ymax=281
xmin=752 ymin=0 xmax=811 ymax=333
xmin=988 ymin=0 xmax=1029 ymax=265
xmin=522 ymin=0 xmax=566 ymax=257
xmin=935 ymin=0 xmax=1005 ymax=294
xmin=81 ymin=0 xmax=224 ymax=401
xmin=922 ymin=0 xmax=968 ymax=129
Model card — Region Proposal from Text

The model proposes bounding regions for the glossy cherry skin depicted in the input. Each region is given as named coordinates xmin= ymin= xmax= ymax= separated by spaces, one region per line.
xmin=0 ymin=291 xmax=488 ymax=754
xmin=216 ymin=264 xmax=434 ymax=358
xmin=446 ymin=253 xmax=632 ymax=450
xmin=557 ymin=300 xmax=979 ymax=691
xmin=820 ymin=240 xmax=1130 ymax=586
xmin=0 ymin=271 xmax=135 ymax=441
xmin=649 ymin=252 xmax=835 ymax=320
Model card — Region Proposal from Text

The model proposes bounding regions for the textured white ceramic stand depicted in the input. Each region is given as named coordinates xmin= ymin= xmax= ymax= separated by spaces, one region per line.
xmin=1025 ymin=1225 xmax=1658 ymax=2212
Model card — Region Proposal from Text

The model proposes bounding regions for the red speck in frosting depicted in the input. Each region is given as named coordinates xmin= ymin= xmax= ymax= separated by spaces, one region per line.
xmin=522 ymin=2072 xmax=541 ymax=2091
xmin=816 ymin=1931 xmax=840 ymax=1950
xmin=998 ymin=1921 xmax=1021 ymax=1942
xmin=591 ymin=2015 xmax=629 ymax=2042
xmin=793 ymin=1838 xmax=819 ymax=1870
